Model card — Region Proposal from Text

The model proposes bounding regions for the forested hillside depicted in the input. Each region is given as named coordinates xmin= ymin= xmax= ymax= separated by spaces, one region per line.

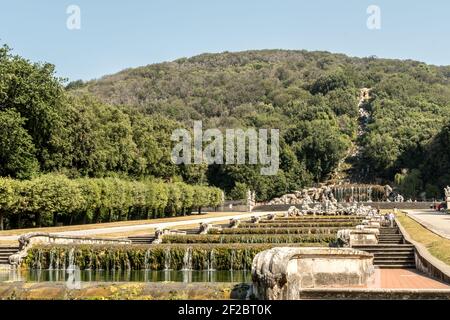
xmin=1 ymin=45 xmax=450 ymax=213
xmin=73 ymin=50 xmax=450 ymax=200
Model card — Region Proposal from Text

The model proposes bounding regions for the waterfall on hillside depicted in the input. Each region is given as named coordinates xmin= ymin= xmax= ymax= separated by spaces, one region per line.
xmin=329 ymin=184 xmax=381 ymax=202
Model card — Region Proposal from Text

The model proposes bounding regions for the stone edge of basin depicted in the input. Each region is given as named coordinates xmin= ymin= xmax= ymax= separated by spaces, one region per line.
xmin=251 ymin=247 xmax=374 ymax=299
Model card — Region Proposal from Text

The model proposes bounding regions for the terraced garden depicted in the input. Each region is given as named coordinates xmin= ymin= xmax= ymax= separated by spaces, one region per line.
xmin=24 ymin=214 xmax=364 ymax=272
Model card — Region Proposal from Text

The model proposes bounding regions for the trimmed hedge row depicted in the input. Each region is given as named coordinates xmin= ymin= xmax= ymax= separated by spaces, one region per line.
xmin=268 ymin=218 xmax=363 ymax=223
xmin=25 ymin=243 xmax=326 ymax=271
xmin=270 ymin=215 xmax=363 ymax=219
xmin=238 ymin=222 xmax=358 ymax=228
xmin=207 ymin=227 xmax=341 ymax=235
xmin=161 ymin=234 xmax=337 ymax=244
xmin=0 ymin=174 xmax=223 ymax=229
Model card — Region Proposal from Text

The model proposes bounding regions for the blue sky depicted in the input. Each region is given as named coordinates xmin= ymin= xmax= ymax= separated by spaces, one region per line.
xmin=1 ymin=0 xmax=449 ymax=82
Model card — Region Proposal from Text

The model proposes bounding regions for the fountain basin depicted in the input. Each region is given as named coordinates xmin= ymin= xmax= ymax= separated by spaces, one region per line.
xmin=251 ymin=247 xmax=374 ymax=300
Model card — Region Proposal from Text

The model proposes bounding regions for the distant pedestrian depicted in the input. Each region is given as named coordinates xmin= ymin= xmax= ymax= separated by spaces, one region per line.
xmin=388 ymin=211 xmax=395 ymax=227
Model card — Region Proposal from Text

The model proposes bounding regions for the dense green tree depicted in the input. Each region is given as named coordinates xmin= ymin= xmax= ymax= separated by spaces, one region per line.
xmin=0 ymin=110 xmax=39 ymax=179
xmin=0 ymin=178 xmax=13 ymax=230
xmin=0 ymin=45 xmax=71 ymax=171
xmin=2 ymin=44 xmax=450 ymax=207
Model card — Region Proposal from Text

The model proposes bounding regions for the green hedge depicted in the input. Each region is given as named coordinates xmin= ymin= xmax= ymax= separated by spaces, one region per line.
xmin=269 ymin=215 xmax=363 ymax=219
xmin=239 ymin=222 xmax=358 ymax=228
xmin=0 ymin=175 xmax=223 ymax=229
xmin=161 ymin=234 xmax=337 ymax=244
xmin=208 ymin=227 xmax=341 ymax=235
xmin=268 ymin=218 xmax=363 ymax=222
xmin=24 ymin=243 xmax=325 ymax=271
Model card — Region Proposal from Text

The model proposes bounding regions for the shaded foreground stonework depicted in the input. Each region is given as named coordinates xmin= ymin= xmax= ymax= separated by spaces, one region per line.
xmin=251 ymin=247 xmax=374 ymax=300
xmin=0 ymin=282 xmax=250 ymax=300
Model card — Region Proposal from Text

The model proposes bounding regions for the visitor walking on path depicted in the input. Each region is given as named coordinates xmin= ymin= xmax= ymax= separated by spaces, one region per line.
xmin=388 ymin=212 xmax=395 ymax=227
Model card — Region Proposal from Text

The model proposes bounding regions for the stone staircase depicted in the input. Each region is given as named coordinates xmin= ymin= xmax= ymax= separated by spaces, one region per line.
xmin=127 ymin=236 xmax=155 ymax=244
xmin=127 ymin=228 xmax=199 ymax=244
xmin=0 ymin=246 xmax=19 ymax=265
xmin=378 ymin=226 xmax=404 ymax=244
xmin=353 ymin=226 xmax=416 ymax=269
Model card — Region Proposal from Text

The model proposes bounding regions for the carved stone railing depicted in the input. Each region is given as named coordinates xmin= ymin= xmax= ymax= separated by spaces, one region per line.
xmin=251 ymin=247 xmax=374 ymax=300
xmin=9 ymin=233 xmax=131 ymax=267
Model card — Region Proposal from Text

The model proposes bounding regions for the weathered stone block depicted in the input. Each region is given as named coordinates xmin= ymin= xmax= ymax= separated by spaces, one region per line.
xmin=251 ymin=247 xmax=374 ymax=300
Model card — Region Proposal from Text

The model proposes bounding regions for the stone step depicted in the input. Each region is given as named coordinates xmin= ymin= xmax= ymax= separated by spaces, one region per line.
xmin=128 ymin=237 xmax=154 ymax=239
xmin=354 ymin=246 xmax=413 ymax=249
xmin=374 ymin=255 xmax=415 ymax=261
xmin=0 ymin=252 xmax=15 ymax=259
xmin=371 ymin=251 xmax=414 ymax=256
xmin=376 ymin=264 xmax=416 ymax=269
xmin=0 ymin=250 xmax=19 ymax=254
xmin=379 ymin=233 xmax=402 ymax=235
xmin=128 ymin=236 xmax=155 ymax=244
xmin=378 ymin=241 xmax=404 ymax=244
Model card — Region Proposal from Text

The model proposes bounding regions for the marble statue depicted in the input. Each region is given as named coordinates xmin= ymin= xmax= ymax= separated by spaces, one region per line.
xmin=445 ymin=186 xmax=450 ymax=198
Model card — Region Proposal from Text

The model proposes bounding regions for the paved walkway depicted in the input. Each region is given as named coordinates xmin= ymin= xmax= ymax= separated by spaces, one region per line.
xmin=0 ymin=211 xmax=271 ymax=242
xmin=404 ymin=209 xmax=450 ymax=240
xmin=375 ymin=268 xmax=449 ymax=289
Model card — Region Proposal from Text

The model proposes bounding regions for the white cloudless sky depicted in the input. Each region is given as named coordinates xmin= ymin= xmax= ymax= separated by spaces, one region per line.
xmin=1 ymin=0 xmax=449 ymax=81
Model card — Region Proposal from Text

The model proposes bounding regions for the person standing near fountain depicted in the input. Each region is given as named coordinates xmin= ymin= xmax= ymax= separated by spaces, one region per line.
xmin=389 ymin=211 xmax=395 ymax=227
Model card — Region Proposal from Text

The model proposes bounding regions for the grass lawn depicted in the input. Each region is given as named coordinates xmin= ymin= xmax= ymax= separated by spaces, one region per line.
xmin=396 ymin=212 xmax=450 ymax=266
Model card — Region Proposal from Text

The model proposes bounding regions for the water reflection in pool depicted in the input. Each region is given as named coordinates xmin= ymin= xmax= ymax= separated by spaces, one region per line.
xmin=0 ymin=269 xmax=252 ymax=283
